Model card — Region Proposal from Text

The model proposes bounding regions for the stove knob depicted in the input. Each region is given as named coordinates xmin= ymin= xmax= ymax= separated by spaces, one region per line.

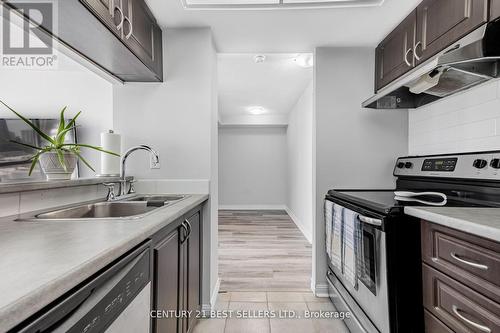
xmin=491 ymin=158 xmax=500 ymax=169
xmin=397 ymin=162 xmax=405 ymax=169
xmin=473 ymin=159 xmax=488 ymax=169
xmin=405 ymin=162 xmax=413 ymax=169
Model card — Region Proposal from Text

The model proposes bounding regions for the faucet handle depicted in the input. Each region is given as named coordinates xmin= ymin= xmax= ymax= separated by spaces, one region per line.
xmin=102 ymin=183 xmax=117 ymax=201
xmin=128 ymin=179 xmax=136 ymax=194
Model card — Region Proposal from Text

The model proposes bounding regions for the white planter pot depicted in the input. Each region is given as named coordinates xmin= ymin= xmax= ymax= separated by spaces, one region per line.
xmin=39 ymin=152 xmax=78 ymax=180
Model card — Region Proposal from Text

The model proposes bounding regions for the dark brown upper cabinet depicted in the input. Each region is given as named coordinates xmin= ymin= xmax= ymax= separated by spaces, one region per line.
xmin=374 ymin=0 xmax=490 ymax=91
xmin=491 ymin=0 xmax=500 ymax=21
xmin=80 ymin=0 xmax=122 ymax=38
xmin=120 ymin=0 xmax=163 ymax=79
xmin=375 ymin=11 xmax=416 ymax=91
xmin=414 ymin=0 xmax=488 ymax=65
xmin=3 ymin=0 xmax=163 ymax=82
xmin=80 ymin=0 xmax=163 ymax=81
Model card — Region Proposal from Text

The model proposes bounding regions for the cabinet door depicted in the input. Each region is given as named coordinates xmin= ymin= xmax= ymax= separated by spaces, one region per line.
xmin=415 ymin=0 xmax=488 ymax=64
xmin=375 ymin=11 xmax=416 ymax=91
xmin=121 ymin=0 xmax=163 ymax=80
xmin=79 ymin=0 xmax=122 ymax=37
xmin=154 ymin=229 xmax=181 ymax=333
xmin=186 ymin=212 xmax=201 ymax=332
xmin=491 ymin=0 xmax=500 ymax=21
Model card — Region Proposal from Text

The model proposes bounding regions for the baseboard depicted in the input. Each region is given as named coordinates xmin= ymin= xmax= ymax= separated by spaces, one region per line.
xmin=201 ymin=277 xmax=221 ymax=313
xmin=218 ymin=204 xmax=287 ymax=210
xmin=285 ymin=206 xmax=313 ymax=244
xmin=312 ymin=281 xmax=329 ymax=298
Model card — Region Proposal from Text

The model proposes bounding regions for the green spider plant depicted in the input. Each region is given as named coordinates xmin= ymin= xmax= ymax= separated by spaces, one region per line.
xmin=0 ymin=100 xmax=120 ymax=176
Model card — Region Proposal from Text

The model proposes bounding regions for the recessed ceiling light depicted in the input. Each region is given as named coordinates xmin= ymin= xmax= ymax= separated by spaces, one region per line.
xmin=293 ymin=54 xmax=313 ymax=68
xmin=248 ymin=106 xmax=267 ymax=115
xmin=254 ymin=55 xmax=266 ymax=63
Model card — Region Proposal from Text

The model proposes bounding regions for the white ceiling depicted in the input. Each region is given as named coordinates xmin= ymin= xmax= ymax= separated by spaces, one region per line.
xmin=218 ymin=54 xmax=312 ymax=120
xmin=146 ymin=0 xmax=420 ymax=52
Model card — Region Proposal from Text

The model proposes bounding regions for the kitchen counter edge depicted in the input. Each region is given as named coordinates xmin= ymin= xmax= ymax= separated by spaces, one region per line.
xmin=404 ymin=206 xmax=500 ymax=243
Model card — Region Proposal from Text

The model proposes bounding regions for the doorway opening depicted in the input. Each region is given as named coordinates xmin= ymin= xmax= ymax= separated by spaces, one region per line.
xmin=217 ymin=53 xmax=314 ymax=293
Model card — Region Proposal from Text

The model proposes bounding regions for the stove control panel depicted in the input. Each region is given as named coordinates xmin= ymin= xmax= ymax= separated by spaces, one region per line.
xmin=422 ymin=158 xmax=457 ymax=172
xmin=394 ymin=151 xmax=500 ymax=180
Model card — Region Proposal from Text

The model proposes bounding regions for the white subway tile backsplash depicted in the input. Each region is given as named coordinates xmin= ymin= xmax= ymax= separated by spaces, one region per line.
xmin=459 ymin=136 xmax=500 ymax=152
xmin=458 ymin=119 xmax=496 ymax=140
xmin=409 ymin=81 xmax=500 ymax=155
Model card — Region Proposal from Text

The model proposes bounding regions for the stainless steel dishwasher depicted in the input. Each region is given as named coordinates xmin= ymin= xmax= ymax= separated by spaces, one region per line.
xmin=15 ymin=242 xmax=152 ymax=333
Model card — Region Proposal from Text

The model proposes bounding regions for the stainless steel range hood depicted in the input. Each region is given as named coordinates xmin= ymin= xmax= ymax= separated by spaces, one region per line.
xmin=363 ymin=21 xmax=500 ymax=109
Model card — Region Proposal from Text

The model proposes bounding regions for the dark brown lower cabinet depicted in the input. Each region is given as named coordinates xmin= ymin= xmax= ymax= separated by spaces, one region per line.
xmin=423 ymin=264 xmax=500 ymax=333
xmin=154 ymin=228 xmax=181 ymax=333
xmin=154 ymin=210 xmax=201 ymax=333
xmin=421 ymin=220 xmax=500 ymax=333
xmin=186 ymin=212 xmax=201 ymax=332
xmin=424 ymin=310 xmax=454 ymax=333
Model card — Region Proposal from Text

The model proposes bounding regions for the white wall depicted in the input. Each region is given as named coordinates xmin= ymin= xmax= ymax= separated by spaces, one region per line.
xmin=313 ymin=47 xmax=408 ymax=294
xmin=0 ymin=55 xmax=114 ymax=178
xmin=218 ymin=126 xmax=287 ymax=209
xmin=113 ymin=28 xmax=219 ymax=308
xmin=286 ymin=80 xmax=313 ymax=243
xmin=409 ymin=80 xmax=500 ymax=155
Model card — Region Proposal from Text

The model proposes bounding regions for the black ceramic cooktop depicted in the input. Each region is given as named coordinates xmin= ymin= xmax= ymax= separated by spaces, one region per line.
xmin=326 ymin=189 xmax=497 ymax=215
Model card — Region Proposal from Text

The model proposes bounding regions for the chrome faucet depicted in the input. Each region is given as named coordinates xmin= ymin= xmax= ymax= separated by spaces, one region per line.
xmin=119 ymin=145 xmax=160 ymax=196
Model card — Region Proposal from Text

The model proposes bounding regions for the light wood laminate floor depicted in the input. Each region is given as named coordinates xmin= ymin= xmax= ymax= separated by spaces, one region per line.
xmin=218 ymin=210 xmax=312 ymax=292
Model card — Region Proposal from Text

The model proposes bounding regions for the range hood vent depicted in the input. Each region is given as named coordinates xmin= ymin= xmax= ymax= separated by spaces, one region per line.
xmin=363 ymin=21 xmax=500 ymax=109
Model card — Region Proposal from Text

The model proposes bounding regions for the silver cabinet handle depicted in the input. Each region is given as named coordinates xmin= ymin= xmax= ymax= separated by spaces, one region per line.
xmin=114 ymin=5 xmax=124 ymax=31
xmin=184 ymin=219 xmax=192 ymax=238
xmin=404 ymin=48 xmax=413 ymax=67
xmin=414 ymin=41 xmax=422 ymax=61
xmin=180 ymin=222 xmax=189 ymax=244
xmin=124 ymin=17 xmax=133 ymax=39
xmin=452 ymin=305 xmax=491 ymax=333
xmin=450 ymin=252 xmax=488 ymax=270
xmin=358 ymin=215 xmax=382 ymax=227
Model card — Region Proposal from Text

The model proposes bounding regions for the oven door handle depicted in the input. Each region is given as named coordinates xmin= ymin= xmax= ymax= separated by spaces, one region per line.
xmin=358 ymin=215 xmax=383 ymax=227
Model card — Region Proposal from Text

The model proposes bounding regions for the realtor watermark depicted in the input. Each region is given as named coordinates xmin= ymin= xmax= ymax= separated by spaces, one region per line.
xmin=150 ymin=309 xmax=352 ymax=320
xmin=1 ymin=0 xmax=58 ymax=69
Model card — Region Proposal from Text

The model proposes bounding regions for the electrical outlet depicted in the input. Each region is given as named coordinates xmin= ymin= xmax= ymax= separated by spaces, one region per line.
xmin=150 ymin=154 xmax=160 ymax=169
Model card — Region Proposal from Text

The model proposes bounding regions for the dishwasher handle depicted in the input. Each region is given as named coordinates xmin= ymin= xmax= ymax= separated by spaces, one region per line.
xmin=21 ymin=288 xmax=95 ymax=333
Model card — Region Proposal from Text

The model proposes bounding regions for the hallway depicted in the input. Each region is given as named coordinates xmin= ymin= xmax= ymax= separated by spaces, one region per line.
xmin=218 ymin=210 xmax=312 ymax=292
xmin=191 ymin=210 xmax=349 ymax=332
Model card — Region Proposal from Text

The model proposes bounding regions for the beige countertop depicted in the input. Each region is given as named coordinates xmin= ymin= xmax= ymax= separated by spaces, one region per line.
xmin=404 ymin=206 xmax=500 ymax=242
xmin=0 ymin=194 xmax=208 ymax=332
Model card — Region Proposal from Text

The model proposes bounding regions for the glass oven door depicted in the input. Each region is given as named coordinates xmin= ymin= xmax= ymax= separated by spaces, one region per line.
xmin=357 ymin=222 xmax=379 ymax=295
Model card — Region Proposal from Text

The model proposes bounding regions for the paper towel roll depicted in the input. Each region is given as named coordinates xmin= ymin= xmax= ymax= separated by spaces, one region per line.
xmin=99 ymin=130 xmax=121 ymax=177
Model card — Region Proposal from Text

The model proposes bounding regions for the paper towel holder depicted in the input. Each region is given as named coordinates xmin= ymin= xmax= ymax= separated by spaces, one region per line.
xmin=97 ymin=129 xmax=121 ymax=178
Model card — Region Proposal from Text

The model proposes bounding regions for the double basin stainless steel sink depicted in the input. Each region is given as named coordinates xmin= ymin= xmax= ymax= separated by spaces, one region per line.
xmin=29 ymin=195 xmax=188 ymax=221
